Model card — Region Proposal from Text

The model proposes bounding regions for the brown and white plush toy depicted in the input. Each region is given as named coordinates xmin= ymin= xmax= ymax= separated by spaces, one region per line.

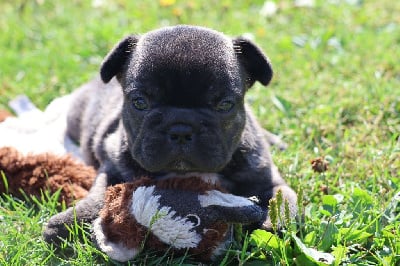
xmin=93 ymin=175 xmax=264 ymax=262
xmin=0 ymin=95 xmax=96 ymax=205
xmin=0 ymin=146 xmax=95 ymax=205
xmin=0 ymin=96 xmax=264 ymax=262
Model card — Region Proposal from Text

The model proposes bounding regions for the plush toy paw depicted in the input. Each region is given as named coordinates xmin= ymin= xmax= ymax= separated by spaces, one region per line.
xmin=93 ymin=176 xmax=264 ymax=262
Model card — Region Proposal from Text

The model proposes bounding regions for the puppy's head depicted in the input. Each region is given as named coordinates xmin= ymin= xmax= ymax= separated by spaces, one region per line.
xmin=100 ymin=25 xmax=272 ymax=173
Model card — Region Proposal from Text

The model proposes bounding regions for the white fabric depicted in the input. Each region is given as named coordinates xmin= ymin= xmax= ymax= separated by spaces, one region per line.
xmin=0 ymin=95 xmax=82 ymax=159
xmin=198 ymin=190 xmax=254 ymax=208
xmin=92 ymin=218 xmax=138 ymax=262
xmin=130 ymin=186 xmax=201 ymax=249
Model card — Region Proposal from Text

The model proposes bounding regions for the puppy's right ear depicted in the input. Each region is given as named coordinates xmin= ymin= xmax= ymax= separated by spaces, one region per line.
xmin=100 ymin=35 xmax=139 ymax=83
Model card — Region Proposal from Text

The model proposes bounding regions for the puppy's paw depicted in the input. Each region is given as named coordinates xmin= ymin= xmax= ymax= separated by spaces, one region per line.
xmin=42 ymin=210 xmax=75 ymax=245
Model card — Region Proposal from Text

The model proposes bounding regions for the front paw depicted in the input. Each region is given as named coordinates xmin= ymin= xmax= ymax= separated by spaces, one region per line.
xmin=43 ymin=213 xmax=69 ymax=245
xmin=43 ymin=209 xmax=75 ymax=245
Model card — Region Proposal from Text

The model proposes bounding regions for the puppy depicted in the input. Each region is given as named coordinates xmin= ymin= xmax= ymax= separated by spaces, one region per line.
xmin=44 ymin=25 xmax=297 ymax=245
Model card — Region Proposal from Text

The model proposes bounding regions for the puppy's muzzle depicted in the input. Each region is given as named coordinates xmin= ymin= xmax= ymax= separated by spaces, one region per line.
xmin=168 ymin=123 xmax=194 ymax=145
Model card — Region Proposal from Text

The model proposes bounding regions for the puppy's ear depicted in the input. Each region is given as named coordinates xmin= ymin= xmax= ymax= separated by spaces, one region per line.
xmin=233 ymin=37 xmax=273 ymax=88
xmin=100 ymin=35 xmax=139 ymax=83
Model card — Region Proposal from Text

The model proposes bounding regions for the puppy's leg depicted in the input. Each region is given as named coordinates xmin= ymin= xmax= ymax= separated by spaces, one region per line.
xmin=43 ymin=172 xmax=107 ymax=245
xmin=221 ymin=111 xmax=297 ymax=230
xmin=66 ymin=80 xmax=95 ymax=143
xmin=263 ymin=129 xmax=288 ymax=151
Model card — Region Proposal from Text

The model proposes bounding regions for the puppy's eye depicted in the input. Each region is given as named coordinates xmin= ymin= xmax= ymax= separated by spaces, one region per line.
xmin=132 ymin=97 xmax=149 ymax=111
xmin=216 ymin=100 xmax=235 ymax=112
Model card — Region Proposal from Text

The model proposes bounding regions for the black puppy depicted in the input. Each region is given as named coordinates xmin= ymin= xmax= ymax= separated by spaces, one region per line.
xmin=43 ymin=25 xmax=297 ymax=245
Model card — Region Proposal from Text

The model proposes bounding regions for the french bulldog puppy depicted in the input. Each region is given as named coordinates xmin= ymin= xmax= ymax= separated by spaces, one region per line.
xmin=43 ymin=25 xmax=297 ymax=245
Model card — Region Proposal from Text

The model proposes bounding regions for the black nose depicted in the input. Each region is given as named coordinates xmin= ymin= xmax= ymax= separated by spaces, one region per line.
xmin=168 ymin=124 xmax=193 ymax=144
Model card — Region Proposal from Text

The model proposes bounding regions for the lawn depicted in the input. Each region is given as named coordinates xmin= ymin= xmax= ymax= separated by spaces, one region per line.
xmin=0 ymin=0 xmax=399 ymax=265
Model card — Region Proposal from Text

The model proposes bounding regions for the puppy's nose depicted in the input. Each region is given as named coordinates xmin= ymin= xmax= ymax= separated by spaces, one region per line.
xmin=168 ymin=124 xmax=193 ymax=144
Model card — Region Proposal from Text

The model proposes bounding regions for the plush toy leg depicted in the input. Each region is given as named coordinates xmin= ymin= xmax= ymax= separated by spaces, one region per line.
xmin=43 ymin=172 xmax=108 ymax=245
xmin=92 ymin=218 xmax=139 ymax=262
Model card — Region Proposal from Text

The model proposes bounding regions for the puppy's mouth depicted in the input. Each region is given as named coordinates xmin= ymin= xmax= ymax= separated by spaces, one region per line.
xmin=153 ymin=172 xmax=220 ymax=184
xmin=166 ymin=159 xmax=196 ymax=173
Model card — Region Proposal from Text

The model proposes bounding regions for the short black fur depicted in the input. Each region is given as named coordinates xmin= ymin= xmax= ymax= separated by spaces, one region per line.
xmin=44 ymin=25 xmax=297 ymax=248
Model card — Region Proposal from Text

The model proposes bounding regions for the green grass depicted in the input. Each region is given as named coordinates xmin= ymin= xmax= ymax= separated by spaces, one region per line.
xmin=1 ymin=0 xmax=399 ymax=265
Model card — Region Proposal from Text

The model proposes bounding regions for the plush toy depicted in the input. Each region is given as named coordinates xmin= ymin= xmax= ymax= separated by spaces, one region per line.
xmin=0 ymin=110 xmax=13 ymax=122
xmin=0 ymin=146 xmax=96 ymax=205
xmin=0 ymin=95 xmax=265 ymax=262
xmin=0 ymin=95 xmax=82 ymax=158
xmin=0 ymin=96 xmax=95 ymax=205
xmin=0 ymin=146 xmax=263 ymax=262
xmin=93 ymin=175 xmax=264 ymax=262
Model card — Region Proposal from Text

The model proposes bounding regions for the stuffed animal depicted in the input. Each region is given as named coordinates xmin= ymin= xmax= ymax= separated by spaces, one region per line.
xmin=0 ymin=146 xmax=263 ymax=262
xmin=0 ymin=95 xmax=82 ymax=158
xmin=0 ymin=146 xmax=96 ymax=206
xmin=93 ymin=175 xmax=264 ymax=262
xmin=0 ymin=110 xmax=12 ymax=122
xmin=0 ymin=96 xmax=265 ymax=262
xmin=0 ymin=96 xmax=95 ymax=206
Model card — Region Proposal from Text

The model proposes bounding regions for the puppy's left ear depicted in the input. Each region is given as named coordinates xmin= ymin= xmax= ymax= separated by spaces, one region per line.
xmin=233 ymin=37 xmax=273 ymax=88
xmin=100 ymin=35 xmax=139 ymax=83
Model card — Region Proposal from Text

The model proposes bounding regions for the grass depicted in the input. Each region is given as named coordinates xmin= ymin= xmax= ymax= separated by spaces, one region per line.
xmin=1 ymin=0 xmax=399 ymax=265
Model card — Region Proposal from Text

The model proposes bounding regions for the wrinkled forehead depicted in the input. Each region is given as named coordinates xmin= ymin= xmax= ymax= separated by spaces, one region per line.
xmin=133 ymin=27 xmax=237 ymax=74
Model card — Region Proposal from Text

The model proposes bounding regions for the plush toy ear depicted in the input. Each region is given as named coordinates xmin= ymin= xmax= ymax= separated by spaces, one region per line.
xmin=211 ymin=204 xmax=264 ymax=224
xmin=100 ymin=35 xmax=139 ymax=83
xmin=198 ymin=190 xmax=264 ymax=224
xmin=233 ymin=37 xmax=273 ymax=88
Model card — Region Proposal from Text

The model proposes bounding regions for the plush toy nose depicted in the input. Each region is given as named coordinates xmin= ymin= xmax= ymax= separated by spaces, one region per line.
xmin=168 ymin=123 xmax=194 ymax=144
